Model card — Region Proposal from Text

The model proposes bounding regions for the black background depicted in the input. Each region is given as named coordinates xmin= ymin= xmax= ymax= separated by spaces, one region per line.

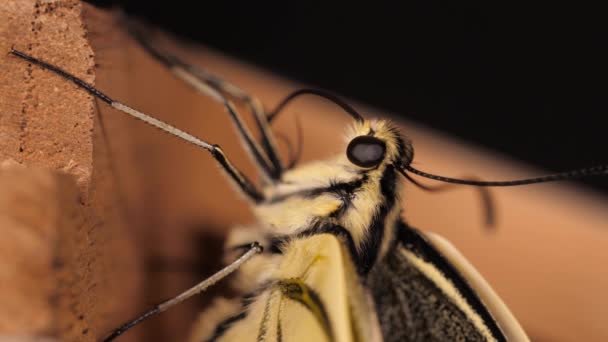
xmin=87 ymin=1 xmax=607 ymax=193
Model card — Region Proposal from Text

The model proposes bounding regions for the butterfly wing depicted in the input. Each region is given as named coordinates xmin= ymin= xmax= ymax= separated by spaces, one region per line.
xmin=367 ymin=222 xmax=529 ymax=342
xmin=209 ymin=233 xmax=380 ymax=342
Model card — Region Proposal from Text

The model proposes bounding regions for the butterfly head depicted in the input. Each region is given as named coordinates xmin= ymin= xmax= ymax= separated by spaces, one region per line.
xmin=345 ymin=118 xmax=413 ymax=172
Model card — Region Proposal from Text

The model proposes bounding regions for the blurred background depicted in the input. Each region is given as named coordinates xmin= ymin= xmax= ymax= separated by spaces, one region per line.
xmin=88 ymin=0 xmax=607 ymax=192
xmin=2 ymin=1 xmax=606 ymax=341
xmin=74 ymin=2 xmax=607 ymax=341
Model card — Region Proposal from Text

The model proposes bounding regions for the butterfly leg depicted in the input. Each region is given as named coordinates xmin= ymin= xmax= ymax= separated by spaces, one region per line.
xmin=402 ymin=173 xmax=496 ymax=227
xmin=10 ymin=49 xmax=266 ymax=203
xmin=190 ymin=225 xmax=282 ymax=342
xmin=222 ymin=226 xmax=283 ymax=292
xmin=129 ymin=27 xmax=284 ymax=182
xmin=101 ymin=242 xmax=263 ymax=342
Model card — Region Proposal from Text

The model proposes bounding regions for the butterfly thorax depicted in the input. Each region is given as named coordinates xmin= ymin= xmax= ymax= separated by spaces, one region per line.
xmin=254 ymin=119 xmax=410 ymax=274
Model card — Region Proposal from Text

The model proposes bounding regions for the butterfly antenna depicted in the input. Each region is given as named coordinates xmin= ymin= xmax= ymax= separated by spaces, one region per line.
xmin=102 ymin=242 xmax=263 ymax=342
xmin=402 ymin=164 xmax=608 ymax=186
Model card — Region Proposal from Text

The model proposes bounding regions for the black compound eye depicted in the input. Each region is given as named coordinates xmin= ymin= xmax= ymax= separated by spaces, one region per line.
xmin=346 ymin=136 xmax=386 ymax=168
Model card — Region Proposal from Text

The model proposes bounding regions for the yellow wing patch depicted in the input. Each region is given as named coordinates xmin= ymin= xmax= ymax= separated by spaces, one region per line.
xmin=213 ymin=234 xmax=379 ymax=342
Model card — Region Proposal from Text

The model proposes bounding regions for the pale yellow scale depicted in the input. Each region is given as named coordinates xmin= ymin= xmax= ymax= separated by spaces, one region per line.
xmin=210 ymin=234 xmax=380 ymax=342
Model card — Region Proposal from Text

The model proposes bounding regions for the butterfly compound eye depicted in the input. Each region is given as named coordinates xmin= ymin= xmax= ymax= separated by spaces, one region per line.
xmin=347 ymin=136 xmax=386 ymax=168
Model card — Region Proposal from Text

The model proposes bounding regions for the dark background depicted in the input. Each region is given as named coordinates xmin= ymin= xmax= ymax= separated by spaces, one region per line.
xmin=88 ymin=1 xmax=607 ymax=193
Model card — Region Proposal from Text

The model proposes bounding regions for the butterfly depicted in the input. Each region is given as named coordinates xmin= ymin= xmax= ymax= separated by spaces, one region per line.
xmin=10 ymin=22 xmax=608 ymax=342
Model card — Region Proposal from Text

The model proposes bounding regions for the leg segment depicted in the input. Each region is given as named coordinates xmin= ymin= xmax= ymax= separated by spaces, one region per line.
xmin=102 ymin=243 xmax=263 ymax=342
xmin=10 ymin=49 xmax=265 ymax=203
xmin=129 ymin=27 xmax=284 ymax=182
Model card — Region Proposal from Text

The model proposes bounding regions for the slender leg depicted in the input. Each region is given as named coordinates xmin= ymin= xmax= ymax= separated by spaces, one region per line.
xmin=102 ymin=242 xmax=263 ymax=342
xmin=402 ymin=172 xmax=495 ymax=227
xmin=10 ymin=49 xmax=265 ymax=203
xmin=128 ymin=27 xmax=284 ymax=181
